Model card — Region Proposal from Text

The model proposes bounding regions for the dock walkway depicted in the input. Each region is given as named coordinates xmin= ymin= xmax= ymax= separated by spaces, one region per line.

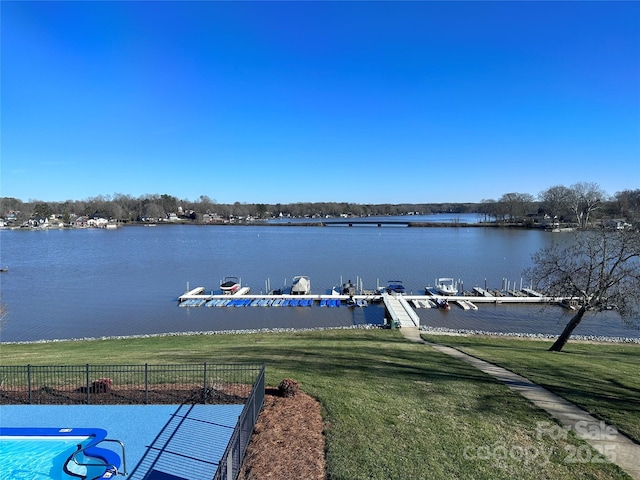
xmin=383 ymin=292 xmax=420 ymax=328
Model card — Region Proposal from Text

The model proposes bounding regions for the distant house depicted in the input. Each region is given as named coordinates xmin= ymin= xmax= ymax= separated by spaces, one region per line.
xmin=87 ymin=217 xmax=109 ymax=228
xmin=75 ymin=216 xmax=89 ymax=228
xmin=541 ymin=215 xmax=560 ymax=229
xmin=203 ymin=213 xmax=225 ymax=224
xmin=28 ymin=217 xmax=48 ymax=228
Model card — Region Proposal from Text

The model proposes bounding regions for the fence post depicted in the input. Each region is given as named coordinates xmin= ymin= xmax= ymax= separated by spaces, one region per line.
xmin=86 ymin=364 xmax=90 ymax=404
xmin=145 ymin=363 xmax=148 ymax=405
xmin=203 ymin=362 xmax=207 ymax=405
xmin=227 ymin=449 xmax=234 ymax=480
xmin=235 ymin=428 xmax=242 ymax=479
xmin=27 ymin=365 xmax=32 ymax=404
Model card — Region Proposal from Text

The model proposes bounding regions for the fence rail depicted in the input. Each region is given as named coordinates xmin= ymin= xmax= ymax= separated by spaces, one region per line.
xmin=215 ymin=365 xmax=265 ymax=480
xmin=0 ymin=363 xmax=264 ymax=406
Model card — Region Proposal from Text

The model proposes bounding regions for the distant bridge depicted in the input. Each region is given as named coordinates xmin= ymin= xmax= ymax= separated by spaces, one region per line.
xmin=271 ymin=219 xmax=480 ymax=227
xmin=320 ymin=219 xmax=412 ymax=227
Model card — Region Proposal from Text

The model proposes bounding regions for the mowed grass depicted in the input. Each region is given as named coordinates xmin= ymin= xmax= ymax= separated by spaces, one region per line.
xmin=421 ymin=334 xmax=640 ymax=445
xmin=0 ymin=329 xmax=631 ymax=480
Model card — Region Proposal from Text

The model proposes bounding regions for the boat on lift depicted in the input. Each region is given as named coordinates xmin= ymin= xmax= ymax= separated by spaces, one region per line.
xmin=291 ymin=276 xmax=311 ymax=295
xmin=341 ymin=279 xmax=357 ymax=295
xmin=386 ymin=280 xmax=406 ymax=295
xmin=434 ymin=278 xmax=458 ymax=295
xmin=220 ymin=276 xmax=240 ymax=294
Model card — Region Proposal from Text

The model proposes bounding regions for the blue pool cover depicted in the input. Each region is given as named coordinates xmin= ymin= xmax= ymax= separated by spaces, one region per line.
xmin=0 ymin=404 xmax=244 ymax=480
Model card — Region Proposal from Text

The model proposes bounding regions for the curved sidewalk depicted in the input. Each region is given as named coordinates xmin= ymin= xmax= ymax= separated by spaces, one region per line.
xmin=401 ymin=327 xmax=640 ymax=480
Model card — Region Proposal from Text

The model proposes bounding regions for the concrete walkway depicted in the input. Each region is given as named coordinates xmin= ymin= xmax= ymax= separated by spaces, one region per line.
xmin=400 ymin=327 xmax=640 ymax=480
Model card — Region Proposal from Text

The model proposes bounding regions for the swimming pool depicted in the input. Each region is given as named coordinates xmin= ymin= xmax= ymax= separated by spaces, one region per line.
xmin=0 ymin=427 xmax=122 ymax=480
xmin=2 ymin=404 xmax=247 ymax=479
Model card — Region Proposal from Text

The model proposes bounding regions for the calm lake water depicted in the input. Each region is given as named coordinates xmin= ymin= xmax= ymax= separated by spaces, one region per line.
xmin=1 ymin=220 xmax=637 ymax=342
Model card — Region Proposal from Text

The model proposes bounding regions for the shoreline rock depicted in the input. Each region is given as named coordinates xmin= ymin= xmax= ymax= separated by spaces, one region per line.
xmin=2 ymin=323 xmax=639 ymax=346
xmin=419 ymin=326 xmax=640 ymax=344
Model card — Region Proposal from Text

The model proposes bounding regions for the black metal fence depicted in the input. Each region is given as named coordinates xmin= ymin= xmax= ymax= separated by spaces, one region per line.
xmin=215 ymin=364 xmax=265 ymax=480
xmin=1 ymin=362 xmax=266 ymax=480
xmin=0 ymin=362 xmax=264 ymax=405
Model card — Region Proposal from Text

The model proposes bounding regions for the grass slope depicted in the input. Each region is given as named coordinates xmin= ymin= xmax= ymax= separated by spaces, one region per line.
xmin=422 ymin=334 xmax=640 ymax=445
xmin=0 ymin=329 xmax=631 ymax=479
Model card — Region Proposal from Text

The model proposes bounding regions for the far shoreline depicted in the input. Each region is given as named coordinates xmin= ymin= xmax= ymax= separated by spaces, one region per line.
xmin=3 ymin=220 xmax=567 ymax=231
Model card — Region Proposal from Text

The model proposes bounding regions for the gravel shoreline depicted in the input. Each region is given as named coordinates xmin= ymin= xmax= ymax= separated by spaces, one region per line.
xmin=2 ymin=323 xmax=639 ymax=345
xmin=419 ymin=325 xmax=640 ymax=344
xmin=0 ymin=324 xmax=381 ymax=345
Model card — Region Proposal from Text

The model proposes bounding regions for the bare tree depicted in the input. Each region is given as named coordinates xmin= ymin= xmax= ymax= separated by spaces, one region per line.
xmin=498 ymin=192 xmax=534 ymax=221
xmin=198 ymin=195 xmax=216 ymax=214
xmin=478 ymin=199 xmax=497 ymax=222
xmin=143 ymin=202 xmax=164 ymax=221
xmin=526 ymin=228 xmax=640 ymax=352
xmin=568 ymin=182 xmax=607 ymax=228
xmin=614 ymin=189 xmax=640 ymax=224
xmin=0 ymin=197 xmax=23 ymax=214
xmin=539 ymin=185 xmax=572 ymax=222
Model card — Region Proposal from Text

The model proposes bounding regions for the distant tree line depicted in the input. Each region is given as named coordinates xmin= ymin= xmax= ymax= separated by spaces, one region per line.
xmin=1 ymin=182 xmax=638 ymax=228
xmin=481 ymin=183 xmax=639 ymax=228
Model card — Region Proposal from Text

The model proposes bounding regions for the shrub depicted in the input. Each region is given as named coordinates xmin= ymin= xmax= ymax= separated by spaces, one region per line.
xmin=278 ymin=378 xmax=299 ymax=398
xmin=90 ymin=377 xmax=113 ymax=393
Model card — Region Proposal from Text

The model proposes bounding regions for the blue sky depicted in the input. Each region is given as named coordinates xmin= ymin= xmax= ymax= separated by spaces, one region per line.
xmin=2 ymin=1 xmax=639 ymax=204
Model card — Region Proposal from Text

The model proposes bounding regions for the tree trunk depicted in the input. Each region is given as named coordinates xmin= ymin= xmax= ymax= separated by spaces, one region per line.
xmin=549 ymin=305 xmax=587 ymax=352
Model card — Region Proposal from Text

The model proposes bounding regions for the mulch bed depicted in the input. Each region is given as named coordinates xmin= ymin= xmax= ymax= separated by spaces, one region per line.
xmin=239 ymin=388 xmax=326 ymax=480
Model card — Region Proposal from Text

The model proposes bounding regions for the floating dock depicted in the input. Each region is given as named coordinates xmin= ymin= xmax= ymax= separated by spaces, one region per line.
xmin=178 ymin=290 xmax=381 ymax=308
xmin=178 ymin=285 xmax=573 ymax=310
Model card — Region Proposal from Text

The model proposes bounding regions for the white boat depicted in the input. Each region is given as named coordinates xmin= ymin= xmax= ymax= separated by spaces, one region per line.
xmin=340 ymin=280 xmax=357 ymax=295
xmin=386 ymin=280 xmax=406 ymax=295
xmin=434 ymin=278 xmax=458 ymax=295
xmin=291 ymin=276 xmax=311 ymax=295
xmin=220 ymin=276 xmax=240 ymax=294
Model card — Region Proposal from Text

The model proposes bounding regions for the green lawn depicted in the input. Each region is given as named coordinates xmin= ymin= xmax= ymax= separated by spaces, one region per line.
xmin=0 ymin=329 xmax=632 ymax=480
xmin=421 ymin=333 xmax=640 ymax=445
